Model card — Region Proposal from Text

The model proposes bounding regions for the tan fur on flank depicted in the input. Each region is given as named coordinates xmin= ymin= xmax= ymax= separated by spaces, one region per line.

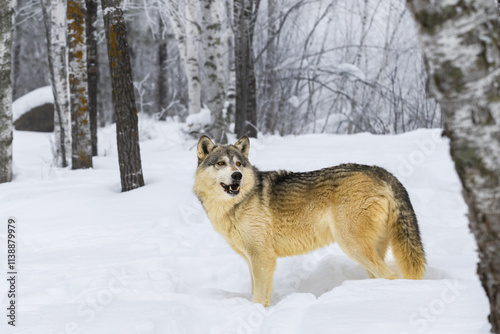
xmin=194 ymin=136 xmax=426 ymax=306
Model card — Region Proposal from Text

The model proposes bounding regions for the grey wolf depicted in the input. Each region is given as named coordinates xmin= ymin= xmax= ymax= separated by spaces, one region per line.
xmin=193 ymin=136 xmax=426 ymax=306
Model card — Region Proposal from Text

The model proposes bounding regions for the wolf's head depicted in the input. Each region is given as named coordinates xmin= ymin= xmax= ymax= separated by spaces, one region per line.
xmin=194 ymin=136 xmax=255 ymax=202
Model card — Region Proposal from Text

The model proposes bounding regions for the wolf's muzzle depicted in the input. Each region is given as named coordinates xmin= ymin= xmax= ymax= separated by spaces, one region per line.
xmin=221 ymin=172 xmax=242 ymax=196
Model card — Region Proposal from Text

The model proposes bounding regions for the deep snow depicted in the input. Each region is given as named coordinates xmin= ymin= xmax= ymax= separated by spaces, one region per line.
xmin=0 ymin=119 xmax=490 ymax=334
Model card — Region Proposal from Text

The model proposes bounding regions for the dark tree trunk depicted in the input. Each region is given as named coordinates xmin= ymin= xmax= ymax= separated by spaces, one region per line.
xmin=11 ymin=20 xmax=20 ymax=101
xmin=101 ymin=0 xmax=145 ymax=192
xmin=234 ymin=0 xmax=259 ymax=138
xmin=407 ymin=1 xmax=500 ymax=332
xmin=157 ymin=15 xmax=168 ymax=120
xmin=86 ymin=0 xmax=99 ymax=156
xmin=68 ymin=0 xmax=93 ymax=169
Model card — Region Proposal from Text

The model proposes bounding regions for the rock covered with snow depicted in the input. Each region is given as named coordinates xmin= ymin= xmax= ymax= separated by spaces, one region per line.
xmin=12 ymin=86 xmax=54 ymax=121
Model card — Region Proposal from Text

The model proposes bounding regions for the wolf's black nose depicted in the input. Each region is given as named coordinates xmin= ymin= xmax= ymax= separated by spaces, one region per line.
xmin=232 ymin=172 xmax=242 ymax=181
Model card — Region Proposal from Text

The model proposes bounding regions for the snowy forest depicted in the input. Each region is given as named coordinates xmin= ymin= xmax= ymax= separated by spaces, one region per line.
xmin=1 ymin=0 xmax=500 ymax=333
xmin=11 ymin=0 xmax=439 ymax=138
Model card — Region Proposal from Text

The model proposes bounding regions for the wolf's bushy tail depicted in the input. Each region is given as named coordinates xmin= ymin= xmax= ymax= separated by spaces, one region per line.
xmin=388 ymin=178 xmax=426 ymax=280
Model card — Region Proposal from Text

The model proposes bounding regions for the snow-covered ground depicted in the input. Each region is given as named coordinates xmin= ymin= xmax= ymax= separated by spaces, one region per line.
xmin=0 ymin=118 xmax=490 ymax=333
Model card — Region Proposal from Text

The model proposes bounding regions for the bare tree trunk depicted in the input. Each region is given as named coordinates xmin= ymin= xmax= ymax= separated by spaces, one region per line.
xmin=233 ymin=0 xmax=245 ymax=136
xmin=224 ymin=0 xmax=236 ymax=127
xmin=407 ymin=1 xmax=500 ymax=332
xmin=262 ymin=0 xmax=277 ymax=134
xmin=0 ymin=0 xmax=16 ymax=183
xmin=161 ymin=2 xmax=188 ymax=117
xmin=157 ymin=15 xmax=168 ymax=119
xmin=86 ymin=0 xmax=98 ymax=156
xmin=234 ymin=0 xmax=259 ymax=138
xmin=11 ymin=28 xmax=20 ymax=101
xmin=201 ymin=0 xmax=228 ymax=143
xmin=101 ymin=0 xmax=144 ymax=192
xmin=41 ymin=0 xmax=71 ymax=168
xmin=51 ymin=0 xmax=71 ymax=168
xmin=185 ymin=0 xmax=201 ymax=116
xmin=68 ymin=0 xmax=92 ymax=169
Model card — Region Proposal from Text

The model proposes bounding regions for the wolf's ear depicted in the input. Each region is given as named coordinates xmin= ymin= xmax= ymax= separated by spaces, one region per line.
xmin=197 ymin=136 xmax=216 ymax=161
xmin=234 ymin=136 xmax=250 ymax=158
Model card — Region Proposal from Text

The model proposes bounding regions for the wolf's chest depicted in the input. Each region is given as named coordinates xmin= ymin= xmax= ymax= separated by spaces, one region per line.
xmin=207 ymin=212 xmax=247 ymax=253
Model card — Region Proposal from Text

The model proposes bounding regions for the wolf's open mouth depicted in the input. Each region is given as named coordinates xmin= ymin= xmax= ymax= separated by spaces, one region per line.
xmin=221 ymin=182 xmax=240 ymax=196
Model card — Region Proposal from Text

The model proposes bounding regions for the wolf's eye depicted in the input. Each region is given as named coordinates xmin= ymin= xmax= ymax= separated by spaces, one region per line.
xmin=236 ymin=161 xmax=242 ymax=167
xmin=217 ymin=161 xmax=225 ymax=166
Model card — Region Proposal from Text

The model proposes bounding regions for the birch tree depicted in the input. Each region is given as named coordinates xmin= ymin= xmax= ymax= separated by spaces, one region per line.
xmin=0 ymin=0 xmax=16 ymax=183
xmin=185 ymin=0 xmax=201 ymax=116
xmin=407 ymin=1 xmax=500 ymax=332
xmin=161 ymin=0 xmax=201 ymax=118
xmin=41 ymin=0 xmax=71 ymax=168
xmin=67 ymin=0 xmax=92 ymax=169
xmin=200 ymin=0 xmax=228 ymax=143
xmin=51 ymin=0 xmax=71 ymax=168
xmin=223 ymin=0 xmax=236 ymax=129
xmin=160 ymin=0 xmax=229 ymax=138
xmin=102 ymin=0 xmax=145 ymax=192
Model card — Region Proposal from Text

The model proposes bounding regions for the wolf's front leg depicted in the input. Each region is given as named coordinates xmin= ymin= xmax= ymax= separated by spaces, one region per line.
xmin=251 ymin=255 xmax=277 ymax=307
xmin=242 ymin=255 xmax=255 ymax=295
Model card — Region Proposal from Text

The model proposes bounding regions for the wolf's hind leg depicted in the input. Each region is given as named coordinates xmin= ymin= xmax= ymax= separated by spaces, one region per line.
xmin=376 ymin=235 xmax=390 ymax=261
xmin=342 ymin=237 xmax=398 ymax=280
xmin=366 ymin=270 xmax=376 ymax=279
xmin=337 ymin=238 xmax=397 ymax=280
xmin=364 ymin=235 xmax=391 ymax=279
xmin=334 ymin=205 xmax=397 ymax=280
xmin=360 ymin=255 xmax=397 ymax=279
xmin=341 ymin=235 xmax=397 ymax=280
